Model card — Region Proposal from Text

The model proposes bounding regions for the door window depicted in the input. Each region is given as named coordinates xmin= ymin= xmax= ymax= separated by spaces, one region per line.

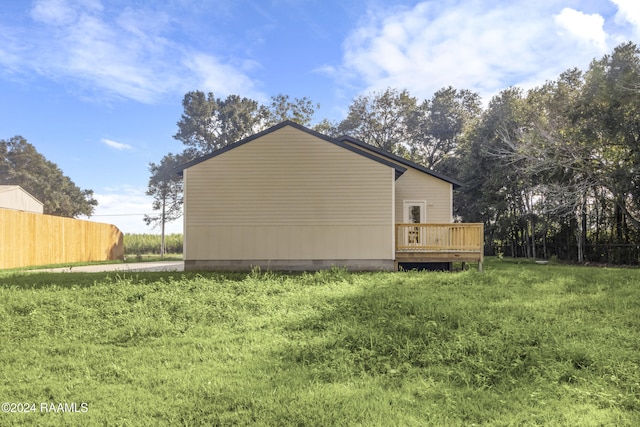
xmin=403 ymin=201 xmax=426 ymax=223
xmin=403 ymin=201 xmax=426 ymax=245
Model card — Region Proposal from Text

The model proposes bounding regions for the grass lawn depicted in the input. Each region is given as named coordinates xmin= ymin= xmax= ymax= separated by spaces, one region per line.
xmin=0 ymin=259 xmax=639 ymax=426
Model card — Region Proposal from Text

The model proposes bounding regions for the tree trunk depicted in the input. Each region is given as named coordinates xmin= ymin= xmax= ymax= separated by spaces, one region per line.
xmin=531 ymin=214 xmax=536 ymax=259
xmin=581 ymin=205 xmax=587 ymax=262
xmin=575 ymin=220 xmax=583 ymax=263
xmin=542 ymin=221 xmax=547 ymax=260
xmin=575 ymin=197 xmax=586 ymax=263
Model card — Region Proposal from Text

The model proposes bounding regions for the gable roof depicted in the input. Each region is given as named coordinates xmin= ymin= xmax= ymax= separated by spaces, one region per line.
xmin=175 ymin=120 xmax=407 ymax=179
xmin=0 ymin=185 xmax=44 ymax=206
xmin=337 ymin=135 xmax=463 ymax=189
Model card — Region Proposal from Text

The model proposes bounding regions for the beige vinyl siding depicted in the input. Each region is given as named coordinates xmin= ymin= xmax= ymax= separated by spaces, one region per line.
xmin=0 ymin=186 xmax=44 ymax=214
xmin=184 ymin=126 xmax=394 ymax=261
xmin=184 ymin=225 xmax=392 ymax=260
xmin=340 ymin=143 xmax=453 ymax=223
xmin=394 ymin=169 xmax=452 ymax=223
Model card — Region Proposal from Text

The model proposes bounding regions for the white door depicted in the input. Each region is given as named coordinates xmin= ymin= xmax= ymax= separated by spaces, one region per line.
xmin=403 ymin=201 xmax=426 ymax=245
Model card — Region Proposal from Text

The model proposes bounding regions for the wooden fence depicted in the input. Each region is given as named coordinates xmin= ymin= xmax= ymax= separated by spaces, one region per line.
xmin=0 ymin=209 xmax=123 ymax=269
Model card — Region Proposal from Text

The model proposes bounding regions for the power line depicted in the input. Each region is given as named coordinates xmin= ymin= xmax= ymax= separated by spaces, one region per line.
xmin=90 ymin=213 xmax=154 ymax=217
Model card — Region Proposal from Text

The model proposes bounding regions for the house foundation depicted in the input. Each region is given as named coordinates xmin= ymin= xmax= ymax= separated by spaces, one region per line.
xmin=184 ymin=259 xmax=395 ymax=272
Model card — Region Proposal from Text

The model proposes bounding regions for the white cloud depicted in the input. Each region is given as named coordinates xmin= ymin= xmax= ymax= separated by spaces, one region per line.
xmin=334 ymin=1 xmax=632 ymax=103
xmin=101 ymin=138 xmax=133 ymax=151
xmin=611 ymin=0 xmax=640 ymax=33
xmin=0 ymin=27 xmax=21 ymax=73
xmin=31 ymin=0 xmax=78 ymax=26
xmin=554 ymin=8 xmax=607 ymax=51
xmin=1 ymin=0 xmax=261 ymax=103
xmin=184 ymin=53 xmax=265 ymax=100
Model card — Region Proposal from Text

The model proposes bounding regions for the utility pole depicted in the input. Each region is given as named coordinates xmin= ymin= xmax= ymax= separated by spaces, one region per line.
xmin=160 ymin=192 xmax=166 ymax=258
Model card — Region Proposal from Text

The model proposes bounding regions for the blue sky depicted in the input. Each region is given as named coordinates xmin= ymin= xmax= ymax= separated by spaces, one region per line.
xmin=1 ymin=0 xmax=639 ymax=234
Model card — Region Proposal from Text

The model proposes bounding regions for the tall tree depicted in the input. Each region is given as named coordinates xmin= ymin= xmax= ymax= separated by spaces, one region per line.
xmin=460 ymin=43 xmax=640 ymax=263
xmin=144 ymin=153 xmax=186 ymax=256
xmin=265 ymin=94 xmax=319 ymax=127
xmin=579 ymin=42 xmax=640 ymax=230
xmin=0 ymin=136 xmax=97 ymax=217
xmin=455 ymin=87 xmax=531 ymax=257
xmin=509 ymin=44 xmax=640 ymax=261
xmin=173 ymin=91 xmax=320 ymax=159
xmin=492 ymin=70 xmax=591 ymax=261
xmin=173 ymin=92 xmax=268 ymax=158
xmin=337 ymin=88 xmax=417 ymax=154
xmin=312 ymin=118 xmax=340 ymax=136
xmin=410 ymin=87 xmax=482 ymax=171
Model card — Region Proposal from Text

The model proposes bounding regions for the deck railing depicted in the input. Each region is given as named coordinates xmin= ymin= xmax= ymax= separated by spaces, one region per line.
xmin=396 ymin=223 xmax=484 ymax=252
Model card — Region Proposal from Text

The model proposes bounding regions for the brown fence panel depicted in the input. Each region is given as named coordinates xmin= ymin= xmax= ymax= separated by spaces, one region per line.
xmin=0 ymin=209 xmax=124 ymax=269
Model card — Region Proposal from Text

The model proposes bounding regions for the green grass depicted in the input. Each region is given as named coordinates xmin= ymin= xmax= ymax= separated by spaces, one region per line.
xmin=0 ymin=259 xmax=639 ymax=426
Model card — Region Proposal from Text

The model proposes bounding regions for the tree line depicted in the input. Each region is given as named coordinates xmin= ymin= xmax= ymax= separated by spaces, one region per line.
xmin=149 ymin=42 xmax=640 ymax=264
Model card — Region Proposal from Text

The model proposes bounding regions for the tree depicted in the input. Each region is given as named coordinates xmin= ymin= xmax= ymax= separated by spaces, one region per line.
xmin=337 ymin=88 xmax=417 ymax=154
xmin=312 ymin=118 xmax=340 ymax=136
xmin=409 ymin=87 xmax=482 ymax=171
xmin=0 ymin=136 xmax=97 ymax=217
xmin=455 ymin=87 xmax=532 ymax=257
xmin=265 ymin=94 xmax=319 ymax=127
xmin=579 ymin=42 xmax=640 ymax=230
xmin=144 ymin=153 xmax=186 ymax=257
xmin=173 ymin=91 xmax=320 ymax=159
xmin=504 ymin=44 xmax=640 ymax=262
xmin=173 ymin=92 xmax=268 ymax=158
xmin=334 ymin=87 xmax=481 ymax=171
xmin=462 ymin=43 xmax=640 ymax=263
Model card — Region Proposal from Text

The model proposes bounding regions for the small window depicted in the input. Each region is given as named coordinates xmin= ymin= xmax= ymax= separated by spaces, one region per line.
xmin=403 ymin=201 xmax=426 ymax=223
xmin=409 ymin=205 xmax=421 ymax=223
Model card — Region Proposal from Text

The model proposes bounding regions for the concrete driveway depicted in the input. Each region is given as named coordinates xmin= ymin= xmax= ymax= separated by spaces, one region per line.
xmin=32 ymin=261 xmax=184 ymax=273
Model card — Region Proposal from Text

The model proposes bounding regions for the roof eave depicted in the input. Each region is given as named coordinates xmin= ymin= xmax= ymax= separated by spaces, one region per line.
xmin=174 ymin=120 xmax=408 ymax=178
xmin=337 ymin=135 xmax=463 ymax=189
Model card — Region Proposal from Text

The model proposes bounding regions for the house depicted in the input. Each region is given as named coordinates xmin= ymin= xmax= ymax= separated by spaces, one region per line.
xmin=177 ymin=121 xmax=483 ymax=271
xmin=0 ymin=185 xmax=44 ymax=214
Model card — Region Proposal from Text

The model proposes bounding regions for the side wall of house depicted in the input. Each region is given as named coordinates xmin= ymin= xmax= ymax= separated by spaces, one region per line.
xmin=183 ymin=126 xmax=395 ymax=270
xmin=340 ymin=143 xmax=453 ymax=223
xmin=394 ymin=169 xmax=452 ymax=223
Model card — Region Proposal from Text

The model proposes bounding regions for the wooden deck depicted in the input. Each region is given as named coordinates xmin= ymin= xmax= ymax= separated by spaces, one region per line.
xmin=395 ymin=223 xmax=484 ymax=271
